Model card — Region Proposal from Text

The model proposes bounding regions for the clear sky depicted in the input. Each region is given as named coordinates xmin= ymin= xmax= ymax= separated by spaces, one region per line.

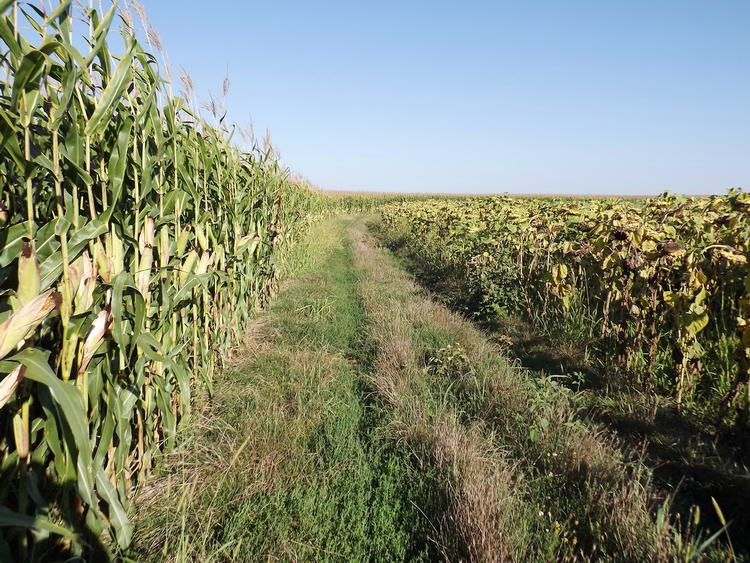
xmin=146 ymin=0 xmax=749 ymax=195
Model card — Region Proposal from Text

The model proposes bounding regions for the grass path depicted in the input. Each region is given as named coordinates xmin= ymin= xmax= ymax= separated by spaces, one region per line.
xmin=131 ymin=217 xmax=722 ymax=561
xmin=132 ymin=217 xmax=440 ymax=561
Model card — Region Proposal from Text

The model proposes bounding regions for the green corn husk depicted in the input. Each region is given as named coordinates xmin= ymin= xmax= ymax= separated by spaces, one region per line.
xmin=12 ymin=410 xmax=29 ymax=459
xmin=180 ymin=250 xmax=200 ymax=287
xmin=16 ymin=242 xmax=40 ymax=307
xmin=93 ymin=240 xmax=113 ymax=283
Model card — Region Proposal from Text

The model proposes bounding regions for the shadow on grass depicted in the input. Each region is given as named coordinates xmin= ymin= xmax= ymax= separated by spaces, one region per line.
xmin=586 ymin=402 xmax=750 ymax=555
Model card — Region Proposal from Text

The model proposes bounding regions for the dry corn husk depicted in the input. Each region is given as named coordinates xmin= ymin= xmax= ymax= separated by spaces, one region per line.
xmin=78 ymin=306 xmax=113 ymax=376
xmin=0 ymin=365 xmax=25 ymax=410
xmin=0 ymin=291 xmax=60 ymax=360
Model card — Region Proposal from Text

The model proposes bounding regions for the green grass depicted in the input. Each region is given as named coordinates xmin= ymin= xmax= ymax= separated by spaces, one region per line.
xmin=130 ymin=218 xmax=441 ymax=561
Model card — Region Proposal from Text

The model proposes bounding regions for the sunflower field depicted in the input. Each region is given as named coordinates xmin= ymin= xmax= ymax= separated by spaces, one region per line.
xmin=381 ymin=191 xmax=750 ymax=427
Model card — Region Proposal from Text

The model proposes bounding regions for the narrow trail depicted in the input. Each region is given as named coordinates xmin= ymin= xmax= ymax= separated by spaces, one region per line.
xmin=133 ymin=217 xmax=442 ymax=561
xmin=132 ymin=217 xmax=700 ymax=562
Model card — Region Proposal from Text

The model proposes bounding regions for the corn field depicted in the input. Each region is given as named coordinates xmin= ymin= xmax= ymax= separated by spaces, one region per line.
xmin=0 ymin=1 xmax=324 ymax=558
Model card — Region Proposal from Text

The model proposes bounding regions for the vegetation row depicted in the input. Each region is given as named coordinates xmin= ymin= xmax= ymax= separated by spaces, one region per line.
xmin=0 ymin=1 xmax=378 ymax=557
xmin=380 ymin=191 xmax=750 ymax=430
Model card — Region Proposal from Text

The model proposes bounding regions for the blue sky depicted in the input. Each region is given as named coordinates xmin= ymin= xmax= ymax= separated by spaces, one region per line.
xmin=146 ymin=1 xmax=749 ymax=195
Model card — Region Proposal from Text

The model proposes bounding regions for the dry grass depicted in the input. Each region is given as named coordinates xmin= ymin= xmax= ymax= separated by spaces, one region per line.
xmin=432 ymin=418 xmax=521 ymax=563
xmin=352 ymin=219 xmax=531 ymax=560
xmin=348 ymin=217 xmax=690 ymax=561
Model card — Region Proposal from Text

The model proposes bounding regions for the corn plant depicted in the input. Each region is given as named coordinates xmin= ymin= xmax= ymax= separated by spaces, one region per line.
xmin=0 ymin=1 xmax=326 ymax=559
